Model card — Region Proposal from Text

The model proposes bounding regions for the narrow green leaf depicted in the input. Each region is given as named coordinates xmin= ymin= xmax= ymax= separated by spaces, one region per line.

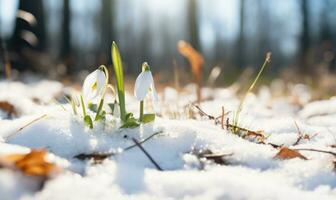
xmin=65 ymin=95 xmax=77 ymax=115
xmin=120 ymin=120 xmax=140 ymax=129
xmin=95 ymin=111 xmax=106 ymax=121
xmin=120 ymin=113 xmax=140 ymax=128
xmin=94 ymin=98 xmax=104 ymax=121
xmin=84 ymin=115 xmax=93 ymax=129
xmin=88 ymin=102 xmax=98 ymax=112
xmin=142 ymin=114 xmax=155 ymax=123
xmin=126 ymin=112 xmax=134 ymax=120
xmin=112 ymin=42 xmax=126 ymax=122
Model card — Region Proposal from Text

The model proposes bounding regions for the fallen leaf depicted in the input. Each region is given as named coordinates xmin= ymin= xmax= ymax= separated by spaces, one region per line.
xmin=190 ymin=148 xmax=232 ymax=165
xmin=0 ymin=101 xmax=17 ymax=118
xmin=0 ymin=149 xmax=59 ymax=177
xmin=274 ymin=147 xmax=307 ymax=160
xmin=177 ymin=40 xmax=204 ymax=103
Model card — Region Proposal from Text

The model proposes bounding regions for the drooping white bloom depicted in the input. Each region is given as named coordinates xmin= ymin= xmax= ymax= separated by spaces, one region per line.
xmin=82 ymin=67 xmax=107 ymax=102
xmin=134 ymin=64 xmax=158 ymax=101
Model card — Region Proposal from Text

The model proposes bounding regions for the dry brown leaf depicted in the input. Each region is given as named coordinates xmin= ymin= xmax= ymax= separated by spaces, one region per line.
xmin=177 ymin=40 xmax=204 ymax=103
xmin=0 ymin=149 xmax=59 ymax=177
xmin=190 ymin=148 xmax=232 ymax=166
xmin=274 ymin=147 xmax=307 ymax=160
xmin=0 ymin=101 xmax=17 ymax=118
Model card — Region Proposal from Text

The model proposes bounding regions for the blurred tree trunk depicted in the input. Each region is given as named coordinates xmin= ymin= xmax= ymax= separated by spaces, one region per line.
xmin=101 ymin=0 xmax=115 ymax=65
xmin=320 ymin=0 xmax=335 ymax=71
xmin=298 ymin=0 xmax=310 ymax=73
xmin=11 ymin=0 xmax=46 ymax=51
xmin=61 ymin=0 xmax=72 ymax=72
xmin=236 ymin=0 xmax=246 ymax=69
xmin=61 ymin=0 xmax=71 ymax=59
xmin=188 ymin=0 xmax=200 ymax=51
xmin=10 ymin=0 xmax=46 ymax=71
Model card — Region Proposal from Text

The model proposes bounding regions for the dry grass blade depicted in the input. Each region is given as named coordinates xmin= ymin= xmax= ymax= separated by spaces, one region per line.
xmin=233 ymin=52 xmax=271 ymax=133
xmin=5 ymin=114 xmax=48 ymax=141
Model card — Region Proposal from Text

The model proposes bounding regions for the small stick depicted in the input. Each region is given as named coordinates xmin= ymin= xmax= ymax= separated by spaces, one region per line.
xmin=193 ymin=104 xmax=216 ymax=121
xmin=292 ymin=121 xmax=303 ymax=146
xmin=192 ymin=104 xmax=229 ymax=124
xmin=74 ymin=131 xmax=163 ymax=160
xmin=192 ymin=104 xmax=264 ymax=139
xmin=221 ymin=106 xmax=225 ymax=129
xmin=225 ymin=123 xmax=264 ymax=138
xmin=293 ymin=148 xmax=336 ymax=157
xmin=124 ymin=131 xmax=162 ymax=151
xmin=226 ymin=118 xmax=229 ymax=130
xmin=132 ymin=137 xmax=163 ymax=171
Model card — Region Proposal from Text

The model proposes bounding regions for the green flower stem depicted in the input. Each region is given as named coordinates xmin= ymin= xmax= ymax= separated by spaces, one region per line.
xmin=80 ymin=95 xmax=86 ymax=116
xmin=139 ymin=62 xmax=150 ymax=123
xmin=139 ymin=100 xmax=144 ymax=122
xmin=94 ymin=98 xmax=104 ymax=121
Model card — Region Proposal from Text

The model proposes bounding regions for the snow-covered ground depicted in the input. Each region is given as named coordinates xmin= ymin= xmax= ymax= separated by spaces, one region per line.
xmin=1 ymin=80 xmax=336 ymax=200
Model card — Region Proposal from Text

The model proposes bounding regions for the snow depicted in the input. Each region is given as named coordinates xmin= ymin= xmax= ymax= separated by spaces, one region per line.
xmin=1 ymin=80 xmax=336 ymax=199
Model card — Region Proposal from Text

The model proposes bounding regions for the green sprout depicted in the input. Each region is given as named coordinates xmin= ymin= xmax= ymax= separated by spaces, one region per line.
xmin=80 ymin=94 xmax=93 ymax=129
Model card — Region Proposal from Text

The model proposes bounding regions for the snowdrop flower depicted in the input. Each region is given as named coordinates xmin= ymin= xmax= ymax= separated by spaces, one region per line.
xmin=82 ymin=65 xmax=108 ymax=102
xmin=134 ymin=62 xmax=158 ymax=101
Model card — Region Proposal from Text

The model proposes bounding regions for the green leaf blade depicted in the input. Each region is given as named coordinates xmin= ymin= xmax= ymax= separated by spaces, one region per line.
xmin=84 ymin=115 xmax=93 ymax=129
xmin=142 ymin=114 xmax=155 ymax=123
xmin=111 ymin=42 xmax=126 ymax=122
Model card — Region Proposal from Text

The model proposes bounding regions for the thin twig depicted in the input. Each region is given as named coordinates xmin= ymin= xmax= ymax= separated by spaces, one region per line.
xmin=225 ymin=123 xmax=264 ymax=138
xmin=292 ymin=121 xmax=303 ymax=146
xmin=74 ymin=131 xmax=163 ymax=160
xmin=124 ymin=131 xmax=162 ymax=151
xmin=132 ymin=137 xmax=163 ymax=171
xmin=192 ymin=103 xmax=264 ymax=138
xmin=192 ymin=104 xmax=229 ymax=124
xmin=221 ymin=106 xmax=225 ymax=129
xmin=293 ymin=148 xmax=336 ymax=157
xmin=193 ymin=104 xmax=218 ymax=122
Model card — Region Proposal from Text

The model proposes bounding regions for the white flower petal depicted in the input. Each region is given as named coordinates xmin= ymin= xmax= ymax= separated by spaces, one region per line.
xmin=83 ymin=70 xmax=99 ymax=101
xmin=96 ymin=69 xmax=107 ymax=95
xmin=134 ymin=71 xmax=153 ymax=101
